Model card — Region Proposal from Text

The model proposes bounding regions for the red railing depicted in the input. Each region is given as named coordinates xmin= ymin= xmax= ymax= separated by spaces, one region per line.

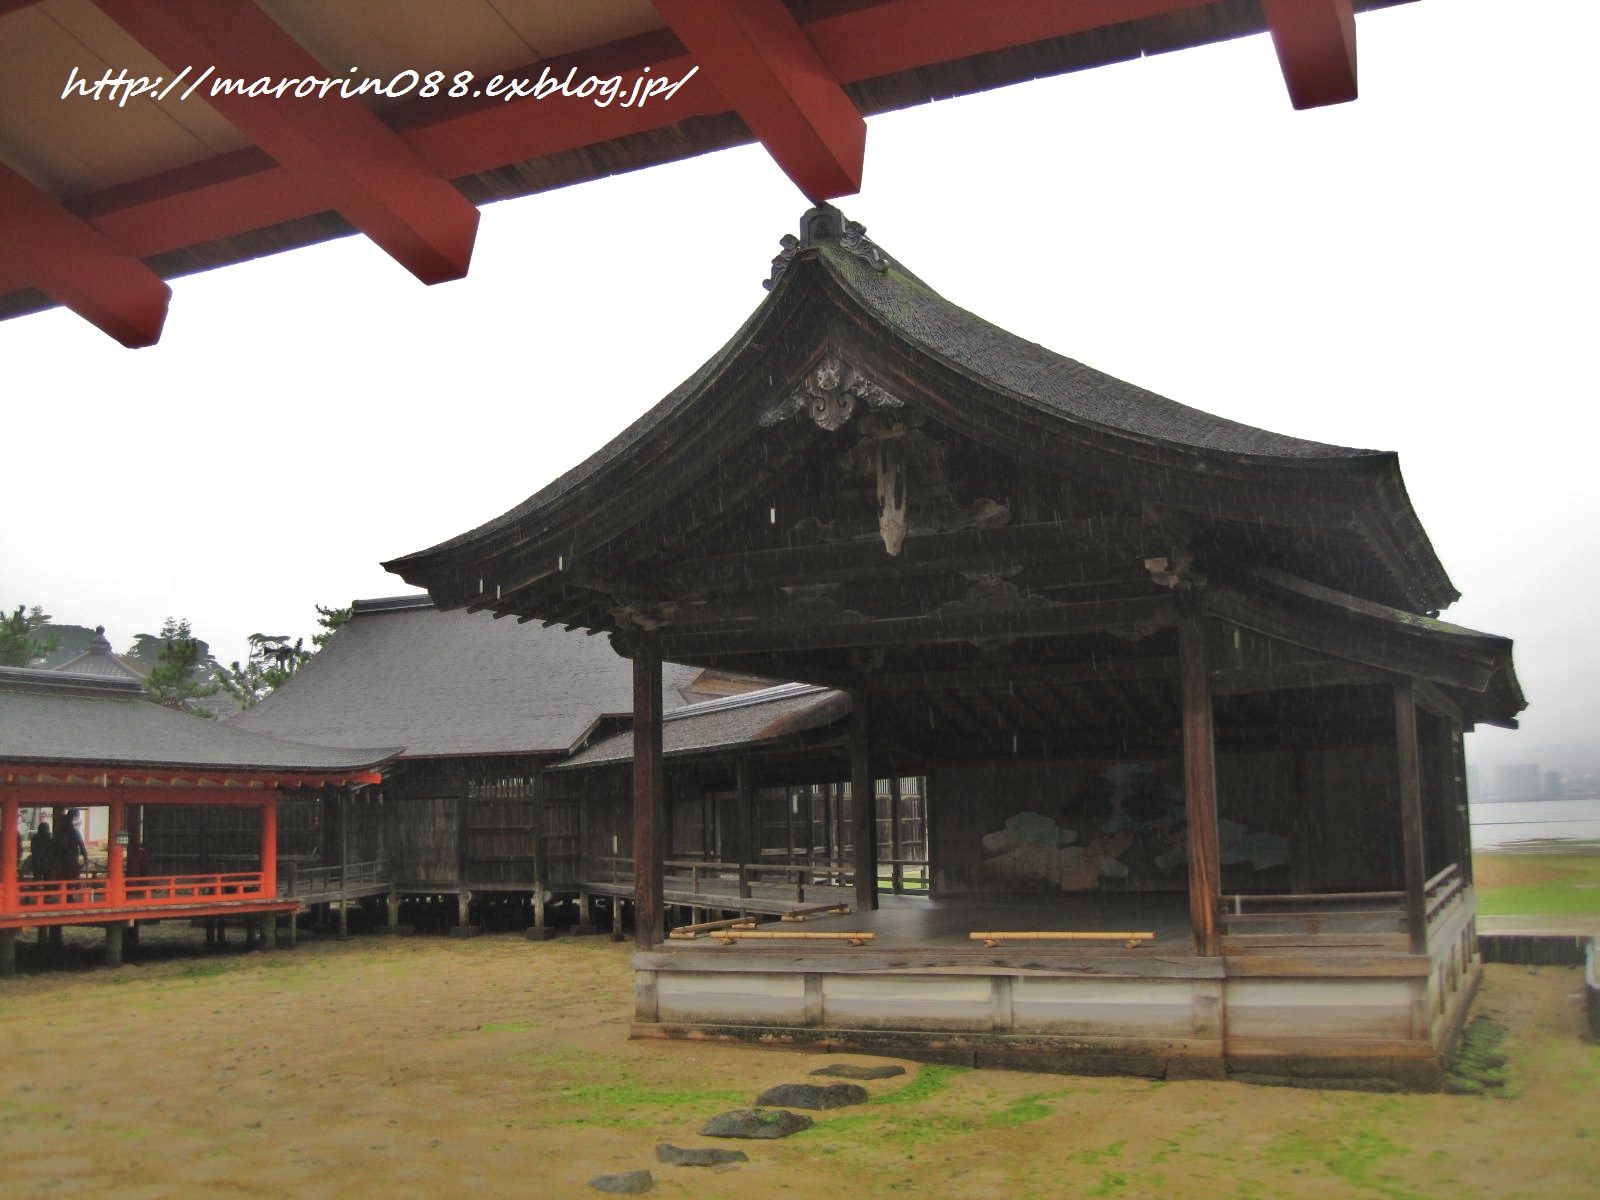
xmin=7 ymin=871 xmax=267 ymax=913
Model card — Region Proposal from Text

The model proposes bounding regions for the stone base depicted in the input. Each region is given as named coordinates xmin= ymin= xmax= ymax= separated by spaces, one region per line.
xmin=525 ymin=926 xmax=559 ymax=941
xmin=449 ymin=925 xmax=483 ymax=939
xmin=570 ymin=924 xmax=598 ymax=937
xmin=381 ymin=925 xmax=416 ymax=937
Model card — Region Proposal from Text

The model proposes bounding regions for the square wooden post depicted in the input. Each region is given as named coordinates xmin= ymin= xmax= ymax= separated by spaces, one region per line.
xmin=260 ymin=796 xmax=278 ymax=898
xmin=106 ymin=798 xmax=125 ymax=905
xmin=1 ymin=797 xmax=18 ymax=914
xmin=633 ymin=643 xmax=665 ymax=949
xmin=1451 ymin=720 xmax=1474 ymax=886
xmin=1179 ymin=613 xmax=1221 ymax=957
xmin=851 ymin=688 xmax=878 ymax=912
xmin=737 ymin=758 xmax=756 ymax=898
xmin=1394 ymin=680 xmax=1429 ymax=953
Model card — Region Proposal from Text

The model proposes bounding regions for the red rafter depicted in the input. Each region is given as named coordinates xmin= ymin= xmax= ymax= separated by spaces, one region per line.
xmin=1260 ymin=0 xmax=1358 ymax=109
xmin=0 ymin=163 xmax=169 ymax=347
xmin=3 ymin=0 xmax=1369 ymax=341
xmin=94 ymin=0 xmax=480 ymax=284
xmin=651 ymin=0 xmax=865 ymax=200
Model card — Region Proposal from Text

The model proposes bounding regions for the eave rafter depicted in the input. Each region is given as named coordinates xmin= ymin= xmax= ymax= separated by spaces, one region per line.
xmin=0 ymin=163 xmax=169 ymax=347
xmin=651 ymin=0 xmax=864 ymax=200
xmin=1260 ymin=0 xmax=1359 ymax=109
xmin=93 ymin=0 xmax=480 ymax=284
xmin=2 ymin=0 xmax=1383 ymax=344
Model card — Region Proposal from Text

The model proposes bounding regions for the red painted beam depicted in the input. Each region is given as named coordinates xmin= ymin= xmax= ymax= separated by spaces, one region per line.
xmin=0 ymin=163 xmax=169 ymax=347
xmin=94 ymin=0 xmax=479 ymax=284
xmin=1260 ymin=0 xmax=1358 ymax=109
xmin=652 ymin=0 xmax=864 ymax=200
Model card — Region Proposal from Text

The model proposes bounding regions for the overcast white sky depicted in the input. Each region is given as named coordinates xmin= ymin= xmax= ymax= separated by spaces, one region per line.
xmin=2 ymin=1 xmax=1595 ymax=775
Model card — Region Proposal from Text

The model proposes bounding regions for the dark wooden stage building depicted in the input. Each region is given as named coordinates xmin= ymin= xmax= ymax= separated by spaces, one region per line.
xmin=388 ymin=206 xmax=1525 ymax=1086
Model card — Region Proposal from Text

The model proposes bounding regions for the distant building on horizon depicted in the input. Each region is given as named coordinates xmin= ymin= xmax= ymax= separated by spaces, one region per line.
xmin=1493 ymin=763 xmax=1541 ymax=800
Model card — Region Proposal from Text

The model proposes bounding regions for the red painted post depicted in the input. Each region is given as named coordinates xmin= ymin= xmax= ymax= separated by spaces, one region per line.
xmin=107 ymin=798 xmax=125 ymax=905
xmin=1 ymin=799 xmax=18 ymax=912
xmin=261 ymin=796 xmax=279 ymax=898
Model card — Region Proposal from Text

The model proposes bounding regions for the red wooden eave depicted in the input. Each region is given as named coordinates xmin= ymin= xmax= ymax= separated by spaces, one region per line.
xmin=651 ymin=0 xmax=865 ymax=201
xmin=93 ymin=0 xmax=480 ymax=285
xmin=0 ymin=0 xmax=1373 ymax=344
xmin=0 ymin=162 xmax=170 ymax=347
xmin=1261 ymin=0 xmax=1359 ymax=109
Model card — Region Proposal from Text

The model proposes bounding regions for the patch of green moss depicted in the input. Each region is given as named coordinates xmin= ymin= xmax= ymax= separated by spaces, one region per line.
xmin=1264 ymin=1124 xmax=1420 ymax=1199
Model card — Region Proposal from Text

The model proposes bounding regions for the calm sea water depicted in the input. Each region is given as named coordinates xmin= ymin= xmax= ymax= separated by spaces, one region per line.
xmin=1470 ymin=793 xmax=1600 ymax=852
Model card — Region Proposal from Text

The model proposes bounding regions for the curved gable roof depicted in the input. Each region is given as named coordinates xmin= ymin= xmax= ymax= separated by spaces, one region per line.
xmin=388 ymin=206 xmax=1455 ymax=616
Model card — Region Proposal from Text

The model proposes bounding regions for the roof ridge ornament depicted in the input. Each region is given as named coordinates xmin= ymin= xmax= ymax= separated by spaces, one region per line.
xmin=764 ymin=204 xmax=890 ymax=290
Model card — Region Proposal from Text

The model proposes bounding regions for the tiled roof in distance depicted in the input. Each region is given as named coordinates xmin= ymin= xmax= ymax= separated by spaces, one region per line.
xmin=0 ymin=667 xmax=396 ymax=773
xmin=230 ymin=595 xmax=702 ymax=758
xmin=559 ymin=683 xmax=849 ymax=768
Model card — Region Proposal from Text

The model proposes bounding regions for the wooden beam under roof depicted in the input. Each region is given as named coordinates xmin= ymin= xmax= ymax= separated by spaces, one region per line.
xmin=651 ymin=0 xmax=865 ymax=200
xmin=1260 ymin=0 xmax=1359 ymax=109
xmin=0 ymin=164 xmax=169 ymax=347
xmin=656 ymin=593 xmax=1176 ymax=660
xmin=94 ymin=0 xmax=480 ymax=285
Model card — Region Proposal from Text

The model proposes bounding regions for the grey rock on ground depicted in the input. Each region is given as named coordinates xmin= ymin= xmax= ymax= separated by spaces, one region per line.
xmin=809 ymin=1063 xmax=906 ymax=1080
xmin=587 ymin=1169 xmax=653 ymax=1193
xmin=700 ymin=1109 xmax=814 ymax=1139
xmin=655 ymin=1144 xmax=750 ymax=1166
xmin=755 ymin=1082 xmax=869 ymax=1110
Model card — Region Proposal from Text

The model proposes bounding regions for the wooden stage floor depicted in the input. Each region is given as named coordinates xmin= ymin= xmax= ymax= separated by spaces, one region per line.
xmin=723 ymin=891 xmax=1196 ymax=953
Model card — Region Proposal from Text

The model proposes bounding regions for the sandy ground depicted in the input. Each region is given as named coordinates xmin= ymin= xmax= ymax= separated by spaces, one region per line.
xmin=2 ymin=931 xmax=1597 ymax=1200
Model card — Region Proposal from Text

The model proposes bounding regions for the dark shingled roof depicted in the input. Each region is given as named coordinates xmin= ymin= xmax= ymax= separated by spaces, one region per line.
xmin=560 ymin=683 xmax=849 ymax=768
xmin=386 ymin=206 xmax=1455 ymax=614
xmin=230 ymin=595 xmax=703 ymax=758
xmin=51 ymin=627 xmax=147 ymax=681
xmin=0 ymin=667 xmax=397 ymax=773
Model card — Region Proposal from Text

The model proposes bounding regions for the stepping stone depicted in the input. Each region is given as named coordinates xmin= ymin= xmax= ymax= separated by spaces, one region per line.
xmin=588 ymin=1169 xmax=653 ymax=1194
xmin=809 ymin=1063 xmax=906 ymax=1081
xmin=700 ymin=1109 xmax=814 ymax=1139
xmin=755 ymin=1082 xmax=869 ymax=1110
xmin=656 ymin=1144 xmax=749 ymax=1167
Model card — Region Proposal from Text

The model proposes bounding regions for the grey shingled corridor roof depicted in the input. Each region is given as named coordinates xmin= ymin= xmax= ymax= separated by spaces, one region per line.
xmin=0 ymin=668 xmax=396 ymax=773
xmin=231 ymin=595 xmax=703 ymax=758
xmin=560 ymin=683 xmax=850 ymax=768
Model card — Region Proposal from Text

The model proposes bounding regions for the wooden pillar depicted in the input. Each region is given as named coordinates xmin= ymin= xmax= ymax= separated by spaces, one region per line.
xmin=260 ymin=797 xmax=278 ymax=898
xmin=889 ymin=774 xmax=903 ymax=893
xmin=106 ymin=798 xmax=125 ymax=905
xmin=737 ymin=758 xmax=757 ymax=893
xmin=531 ymin=772 xmax=548 ymax=930
xmin=1 ymin=797 xmax=18 ymax=914
xmin=338 ymin=793 xmax=348 ymax=903
xmin=288 ymin=906 xmax=298 ymax=948
xmin=104 ymin=922 xmax=123 ymax=967
xmin=1452 ymin=721 xmax=1474 ymax=885
xmin=632 ymin=644 xmax=665 ymax=949
xmin=850 ymin=688 xmax=878 ymax=911
xmin=1178 ymin=614 xmax=1221 ymax=957
xmin=0 ymin=928 xmax=15 ymax=976
xmin=264 ymin=912 xmax=278 ymax=949
xmin=1395 ymin=680 xmax=1429 ymax=953
xmin=386 ymin=887 xmax=400 ymax=931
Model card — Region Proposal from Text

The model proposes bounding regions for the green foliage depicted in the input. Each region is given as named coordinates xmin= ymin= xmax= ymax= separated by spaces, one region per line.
xmin=141 ymin=617 xmax=221 ymax=714
xmin=217 ymin=633 xmax=310 ymax=709
xmin=216 ymin=601 xmax=346 ymax=709
xmin=313 ymin=603 xmax=351 ymax=649
xmin=0 ymin=604 xmax=58 ymax=667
